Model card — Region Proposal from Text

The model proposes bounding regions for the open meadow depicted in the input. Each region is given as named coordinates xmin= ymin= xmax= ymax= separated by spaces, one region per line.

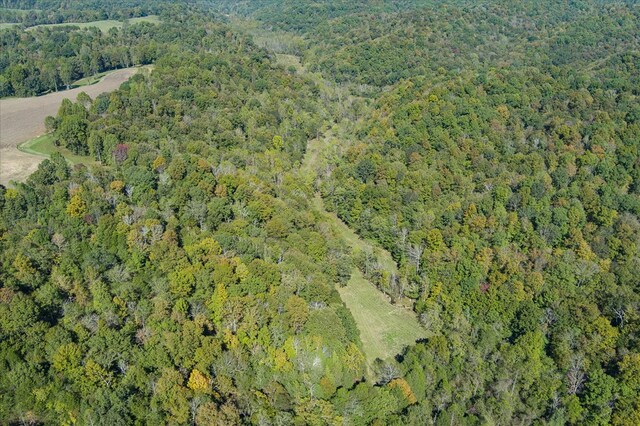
xmin=337 ymin=269 xmax=427 ymax=365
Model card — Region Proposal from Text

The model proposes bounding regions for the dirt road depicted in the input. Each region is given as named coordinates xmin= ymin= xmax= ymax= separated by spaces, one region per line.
xmin=0 ymin=67 xmax=138 ymax=185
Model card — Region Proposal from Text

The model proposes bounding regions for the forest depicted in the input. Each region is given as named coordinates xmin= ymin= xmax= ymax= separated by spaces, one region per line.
xmin=0 ymin=23 xmax=160 ymax=97
xmin=1 ymin=0 xmax=639 ymax=424
xmin=0 ymin=0 xmax=163 ymax=27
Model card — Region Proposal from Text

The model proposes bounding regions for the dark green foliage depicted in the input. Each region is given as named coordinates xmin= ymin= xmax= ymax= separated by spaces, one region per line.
xmin=1 ymin=0 xmax=164 ymax=27
xmin=0 ymin=13 xmax=163 ymax=97
xmin=0 ymin=9 xmax=371 ymax=424
xmin=2 ymin=0 xmax=640 ymax=424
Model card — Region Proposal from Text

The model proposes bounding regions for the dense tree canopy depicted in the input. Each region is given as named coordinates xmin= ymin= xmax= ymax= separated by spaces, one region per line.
xmin=1 ymin=0 xmax=639 ymax=424
xmin=0 ymin=0 xmax=165 ymax=27
xmin=0 ymin=16 xmax=164 ymax=97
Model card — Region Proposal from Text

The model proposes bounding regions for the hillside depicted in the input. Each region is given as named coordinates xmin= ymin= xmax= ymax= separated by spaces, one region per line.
xmin=0 ymin=1 xmax=639 ymax=424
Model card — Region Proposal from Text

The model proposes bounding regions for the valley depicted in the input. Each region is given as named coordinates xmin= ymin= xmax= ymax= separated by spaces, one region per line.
xmin=0 ymin=1 xmax=638 ymax=424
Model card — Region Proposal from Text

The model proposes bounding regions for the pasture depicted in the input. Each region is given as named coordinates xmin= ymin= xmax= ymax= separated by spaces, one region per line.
xmin=297 ymin=59 xmax=425 ymax=366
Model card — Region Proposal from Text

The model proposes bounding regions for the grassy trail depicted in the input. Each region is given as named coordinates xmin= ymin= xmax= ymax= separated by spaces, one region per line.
xmin=18 ymin=134 xmax=97 ymax=166
xmin=238 ymin=32 xmax=425 ymax=363
xmin=287 ymin=52 xmax=426 ymax=366
xmin=301 ymin=135 xmax=425 ymax=365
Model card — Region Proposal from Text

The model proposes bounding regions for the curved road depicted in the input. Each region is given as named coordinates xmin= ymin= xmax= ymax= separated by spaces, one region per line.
xmin=0 ymin=67 xmax=138 ymax=185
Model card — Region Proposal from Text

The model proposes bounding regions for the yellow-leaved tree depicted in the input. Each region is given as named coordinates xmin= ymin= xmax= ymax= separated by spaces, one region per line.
xmin=187 ymin=369 xmax=210 ymax=393
xmin=66 ymin=193 xmax=87 ymax=218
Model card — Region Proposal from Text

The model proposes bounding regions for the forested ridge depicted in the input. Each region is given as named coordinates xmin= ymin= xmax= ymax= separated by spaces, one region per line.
xmin=1 ymin=0 xmax=640 ymax=424
xmin=1 ymin=22 xmax=160 ymax=97
xmin=0 ymin=0 xmax=164 ymax=27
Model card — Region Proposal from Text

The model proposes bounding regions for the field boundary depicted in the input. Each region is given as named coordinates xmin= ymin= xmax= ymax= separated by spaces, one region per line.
xmin=25 ymin=15 xmax=160 ymax=32
xmin=1 ymin=67 xmax=142 ymax=185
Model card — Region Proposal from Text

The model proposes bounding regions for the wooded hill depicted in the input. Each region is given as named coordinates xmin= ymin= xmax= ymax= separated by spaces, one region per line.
xmin=1 ymin=0 xmax=639 ymax=424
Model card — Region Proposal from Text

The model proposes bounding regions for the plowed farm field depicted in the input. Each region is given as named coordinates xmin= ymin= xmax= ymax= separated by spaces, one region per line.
xmin=0 ymin=67 xmax=138 ymax=185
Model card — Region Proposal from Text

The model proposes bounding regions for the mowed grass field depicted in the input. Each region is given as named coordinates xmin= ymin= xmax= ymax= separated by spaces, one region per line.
xmin=18 ymin=134 xmax=96 ymax=166
xmin=337 ymin=269 xmax=426 ymax=364
xmin=26 ymin=15 xmax=160 ymax=32
xmin=312 ymin=196 xmax=426 ymax=365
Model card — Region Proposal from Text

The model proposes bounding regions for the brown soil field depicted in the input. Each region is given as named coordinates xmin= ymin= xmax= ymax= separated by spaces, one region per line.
xmin=0 ymin=149 xmax=47 ymax=185
xmin=0 ymin=67 xmax=138 ymax=185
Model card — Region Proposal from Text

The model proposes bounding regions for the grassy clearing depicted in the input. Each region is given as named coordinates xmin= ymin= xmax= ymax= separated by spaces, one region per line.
xmin=27 ymin=15 xmax=160 ymax=32
xmin=287 ymin=30 xmax=424 ymax=365
xmin=71 ymin=70 xmax=111 ymax=87
xmin=72 ymin=64 xmax=151 ymax=89
xmin=28 ymin=19 xmax=122 ymax=32
xmin=129 ymin=15 xmax=161 ymax=25
xmin=313 ymin=194 xmax=398 ymax=275
xmin=337 ymin=269 xmax=426 ymax=364
xmin=315 ymin=194 xmax=425 ymax=364
xmin=228 ymin=17 xmax=306 ymax=54
xmin=0 ymin=22 xmax=19 ymax=30
xmin=18 ymin=134 xmax=96 ymax=166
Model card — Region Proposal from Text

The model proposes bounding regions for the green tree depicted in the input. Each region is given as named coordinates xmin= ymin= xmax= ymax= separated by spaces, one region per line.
xmin=57 ymin=115 xmax=89 ymax=154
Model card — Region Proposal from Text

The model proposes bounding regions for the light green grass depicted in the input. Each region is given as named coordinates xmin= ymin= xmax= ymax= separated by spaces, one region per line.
xmin=71 ymin=70 xmax=111 ymax=88
xmin=313 ymin=194 xmax=398 ymax=275
xmin=129 ymin=15 xmax=160 ymax=25
xmin=316 ymin=194 xmax=425 ymax=364
xmin=27 ymin=15 xmax=160 ymax=32
xmin=228 ymin=17 xmax=306 ymax=54
xmin=18 ymin=134 xmax=97 ymax=166
xmin=0 ymin=22 xmax=18 ymax=30
xmin=28 ymin=19 xmax=122 ymax=32
xmin=312 ymin=178 xmax=425 ymax=365
xmin=337 ymin=269 xmax=426 ymax=364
